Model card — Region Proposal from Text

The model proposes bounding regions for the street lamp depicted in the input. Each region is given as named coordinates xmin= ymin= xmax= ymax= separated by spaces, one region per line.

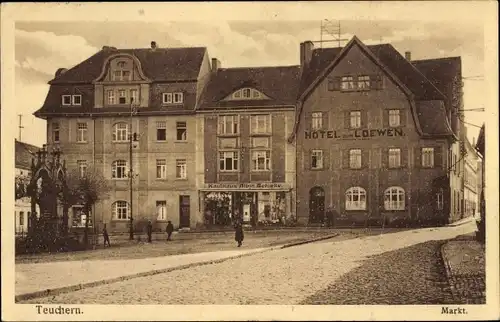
xmin=129 ymin=98 xmax=139 ymax=240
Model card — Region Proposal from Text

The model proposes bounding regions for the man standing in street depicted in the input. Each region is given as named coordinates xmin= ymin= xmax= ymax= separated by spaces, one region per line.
xmin=166 ymin=220 xmax=174 ymax=241
xmin=103 ymin=224 xmax=111 ymax=247
xmin=147 ymin=220 xmax=153 ymax=243
xmin=325 ymin=207 xmax=334 ymax=228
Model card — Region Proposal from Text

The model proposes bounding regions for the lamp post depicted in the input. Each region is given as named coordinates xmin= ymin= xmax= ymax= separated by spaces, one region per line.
xmin=129 ymin=98 xmax=138 ymax=240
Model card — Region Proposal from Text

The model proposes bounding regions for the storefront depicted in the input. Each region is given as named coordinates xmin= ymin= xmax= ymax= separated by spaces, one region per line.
xmin=199 ymin=183 xmax=293 ymax=227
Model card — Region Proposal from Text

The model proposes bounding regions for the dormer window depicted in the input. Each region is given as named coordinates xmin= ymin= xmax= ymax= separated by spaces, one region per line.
xmin=62 ymin=95 xmax=71 ymax=106
xmin=62 ymin=95 xmax=82 ymax=106
xmin=230 ymin=88 xmax=266 ymax=100
xmin=72 ymin=95 xmax=82 ymax=106
xmin=163 ymin=92 xmax=183 ymax=105
xmin=112 ymin=70 xmax=131 ymax=81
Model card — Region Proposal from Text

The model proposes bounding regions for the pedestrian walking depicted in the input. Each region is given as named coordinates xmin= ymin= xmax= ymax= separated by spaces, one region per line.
xmin=103 ymin=224 xmax=111 ymax=247
xmin=233 ymin=210 xmax=244 ymax=247
xmin=147 ymin=220 xmax=153 ymax=243
xmin=166 ymin=220 xmax=174 ymax=241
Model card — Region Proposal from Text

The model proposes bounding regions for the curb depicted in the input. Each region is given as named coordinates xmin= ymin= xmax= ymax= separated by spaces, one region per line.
xmin=440 ymin=241 xmax=457 ymax=299
xmin=15 ymin=233 xmax=339 ymax=302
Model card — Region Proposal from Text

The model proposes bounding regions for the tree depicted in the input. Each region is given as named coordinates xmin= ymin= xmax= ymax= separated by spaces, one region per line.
xmin=64 ymin=166 xmax=110 ymax=248
xmin=15 ymin=174 xmax=30 ymax=200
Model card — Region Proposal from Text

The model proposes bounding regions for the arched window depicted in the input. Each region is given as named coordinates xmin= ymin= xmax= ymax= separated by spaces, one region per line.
xmin=384 ymin=186 xmax=405 ymax=210
xmin=112 ymin=122 xmax=129 ymax=142
xmin=112 ymin=160 xmax=128 ymax=179
xmin=231 ymin=87 xmax=265 ymax=100
xmin=345 ymin=187 xmax=367 ymax=210
xmin=112 ymin=201 xmax=130 ymax=220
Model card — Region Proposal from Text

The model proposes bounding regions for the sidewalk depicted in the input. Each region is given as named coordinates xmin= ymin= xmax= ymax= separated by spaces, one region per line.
xmin=441 ymin=234 xmax=485 ymax=304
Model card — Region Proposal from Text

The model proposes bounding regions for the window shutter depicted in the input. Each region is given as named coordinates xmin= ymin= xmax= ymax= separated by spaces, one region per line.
xmin=381 ymin=148 xmax=388 ymax=169
xmin=322 ymin=112 xmax=329 ymax=129
xmin=333 ymin=77 xmax=341 ymax=91
xmin=401 ymin=148 xmax=408 ymax=168
xmin=400 ymin=109 xmax=406 ymax=126
xmin=414 ymin=146 xmax=421 ymax=168
xmin=344 ymin=111 xmax=350 ymax=129
xmin=435 ymin=146 xmax=442 ymax=168
xmin=362 ymin=149 xmax=370 ymax=168
xmin=342 ymin=150 xmax=349 ymax=169
xmin=383 ymin=110 xmax=389 ymax=128
xmin=323 ymin=149 xmax=330 ymax=170
xmin=304 ymin=150 xmax=311 ymax=170
xmin=305 ymin=113 xmax=312 ymax=131
xmin=361 ymin=110 xmax=368 ymax=128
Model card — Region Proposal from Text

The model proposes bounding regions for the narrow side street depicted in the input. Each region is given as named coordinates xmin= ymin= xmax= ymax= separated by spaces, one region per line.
xmin=21 ymin=221 xmax=476 ymax=305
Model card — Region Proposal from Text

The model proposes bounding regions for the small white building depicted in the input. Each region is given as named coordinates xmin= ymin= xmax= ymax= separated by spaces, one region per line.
xmin=15 ymin=140 xmax=41 ymax=236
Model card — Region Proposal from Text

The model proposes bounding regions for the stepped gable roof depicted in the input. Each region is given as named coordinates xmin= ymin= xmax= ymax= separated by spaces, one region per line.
xmin=198 ymin=65 xmax=301 ymax=109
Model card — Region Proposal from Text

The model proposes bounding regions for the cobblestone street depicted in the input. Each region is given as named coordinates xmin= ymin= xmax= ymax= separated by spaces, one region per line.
xmin=22 ymin=221 xmax=476 ymax=305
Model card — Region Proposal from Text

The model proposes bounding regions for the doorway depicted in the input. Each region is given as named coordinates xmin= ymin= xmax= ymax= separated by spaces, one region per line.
xmin=309 ymin=186 xmax=325 ymax=224
xmin=179 ymin=195 xmax=191 ymax=228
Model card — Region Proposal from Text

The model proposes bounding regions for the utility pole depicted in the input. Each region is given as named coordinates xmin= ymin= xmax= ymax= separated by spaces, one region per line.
xmin=129 ymin=98 xmax=135 ymax=240
xmin=18 ymin=114 xmax=24 ymax=141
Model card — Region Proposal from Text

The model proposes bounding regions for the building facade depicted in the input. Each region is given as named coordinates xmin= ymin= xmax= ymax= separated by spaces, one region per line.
xmin=15 ymin=140 xmax=41 ymax=235
xmin=463 ymin=135 xmax=480 ymax=218
xmin=34 ymin=37 xmax=473 ymax=230
xmin=289 ymin=37 xmax=464 ymax=225
xmin=35 ymin=42 xmax=212 ymax=232
xmin=196 ymin=61 xmax=299 ymax=226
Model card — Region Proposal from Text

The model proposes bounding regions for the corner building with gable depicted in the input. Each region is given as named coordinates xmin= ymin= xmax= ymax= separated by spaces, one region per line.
xmin=290 ymin=36 xmax=465 ymax=226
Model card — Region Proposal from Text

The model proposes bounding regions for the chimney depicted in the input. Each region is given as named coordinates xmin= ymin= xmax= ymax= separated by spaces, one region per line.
xmin=405 ymin=51 xmax=412 ymax=61
xmin=151 ymin=41 xmax=157 ymax=50
xmin=55 ymin=68 xmax=68 ymax=78
xmin=211 ymin=58 xmax=221 ymax=73
xmin=300 ymin=41 xmax=314 ymax=68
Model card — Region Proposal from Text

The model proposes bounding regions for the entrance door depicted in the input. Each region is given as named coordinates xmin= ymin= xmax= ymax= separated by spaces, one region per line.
xmin=309 ymin=186 xmax=325 ymax=224
xmin=179 ymin=195 xmax=191 ymax=228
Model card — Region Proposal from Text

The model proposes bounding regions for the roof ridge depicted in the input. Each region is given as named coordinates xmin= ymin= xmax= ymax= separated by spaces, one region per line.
xmin=412 ymin=56 xmax=461 ymax=62
xmin=219 ymin=65 xmax=300 ymax=71
xmin=49 ymin=50 xmax=103 ymax=84
xmin=123 ymin=46 xmax=207 ymax=51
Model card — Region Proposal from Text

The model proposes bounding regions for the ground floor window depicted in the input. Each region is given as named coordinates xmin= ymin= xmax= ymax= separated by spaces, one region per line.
xmin=384 ymin=186 xmax=405 ymax=210
xmin=345 ymin=187 xmax=367 ymax=210
xmin=112 ymin=201 xmax=129 ymax=220
xmin=72 ymin=206 xmax=93 ymax=227
xmin=156 ymin=201 xmax=167 ymax=221
xmin=436 ymin=189 xmax=444 ymax=210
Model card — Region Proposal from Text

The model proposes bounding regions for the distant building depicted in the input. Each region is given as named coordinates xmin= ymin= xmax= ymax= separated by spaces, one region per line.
xmin=15 ymin=139 xmax=41 ymax=235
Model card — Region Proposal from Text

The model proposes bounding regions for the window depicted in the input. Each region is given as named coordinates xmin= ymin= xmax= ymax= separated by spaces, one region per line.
xmin=112 ymin=201 xmax=129 ymax=220
xmin=250 ymin=114 xmax=271 ymax=134
xmin=62 ymin=95 xmax=71 ymax=106
xmin=173 ymin=93 xmax=183 ymax=104
xmin=112 ymin=122 xmax=129 ymax=142
xmin=389 ymin=110 xmax=401 ymax=127
xmin=232 ymin=88 xmax=264 ymax=100
xmin=350 ymin=111 xmax=361 ymax=128
xmin=130 ymin=89 xmax=138 ymax=104
xmin=118 ymin=90 xmax=127 ymax=104
xmin=218 ymin=115 xmax=239 ymax=135
xmin=311 ymin=150 xmax=324 ymax=170
xmin=252 ymin=151 xmax=271 ymax=171
xmin=53 ymin=122 xmax=60 ymax=143
xmin=176 ymin=121 xmax=187 ymax=141
xmin=156 ymin=121 xmax=166 ymax=141
xmin=311 ymin=112 xmax=323 ymax=130
xmin=112 ymin=70 xmax=131 ymax=81
xmin=220 ymin=138 xmax=238 ymax=148
xmin=77 ymin=160 xmax=87 ymax=177
xmin=388 ymin=148 xmax=401 ymax=168
xmin=76 ymin=122 xmax=88 ymax=143
xmin=107 ymin=90 xmax=115 ymax=105
xmin=349 ymin=149 xmax=362 ymax=169
xmin=176 ymin=160 xmax=187 ymax=179
xmin=71 ymin=95 xmax=82 ymax=106
xmin=345 ymin=187 xmax=367 ymax=210
xmin=357 ymin=76 xmax=371 ymax=90
xmin=156 ymin=159 xmax=167 ymax=179
xmin=111 ymin=160 xmax=128 ymax=179
xmin=251 ymin=137 xmax=269 ymax=148
xmin=437 ymin=190 xmax=444 ymax=210
xmin=341 ymin=76 xmax=355 ymax=90
xmin=156 ymin=201 xmax=167 ymax=221
xmin=233 ymin=90 xmax=241 ymax=99
xmin=422 ymin=147 xmax=435 ymax=168
xmin=19 ymin=211 xmax=24 ymax=226
xmin=219 ymin=151 xmax=239 ymax=171
xmin=252 ymin=90 xmax=261 ymax=98
xmin=384 ymin=187 xmax=405 ymax=210
xmin=243 ymin=88 xmax=251 ymax=98
xmin=162 ymin=93 xmax=173 ymax=104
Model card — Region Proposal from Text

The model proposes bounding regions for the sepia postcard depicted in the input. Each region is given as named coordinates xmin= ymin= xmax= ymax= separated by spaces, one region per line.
xmin=1 ymin=2 xmax=499 ymax=321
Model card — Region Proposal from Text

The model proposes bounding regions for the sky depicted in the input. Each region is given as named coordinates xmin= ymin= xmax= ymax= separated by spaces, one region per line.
xmin=14 ymin=19 xmax=487 ymax=147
